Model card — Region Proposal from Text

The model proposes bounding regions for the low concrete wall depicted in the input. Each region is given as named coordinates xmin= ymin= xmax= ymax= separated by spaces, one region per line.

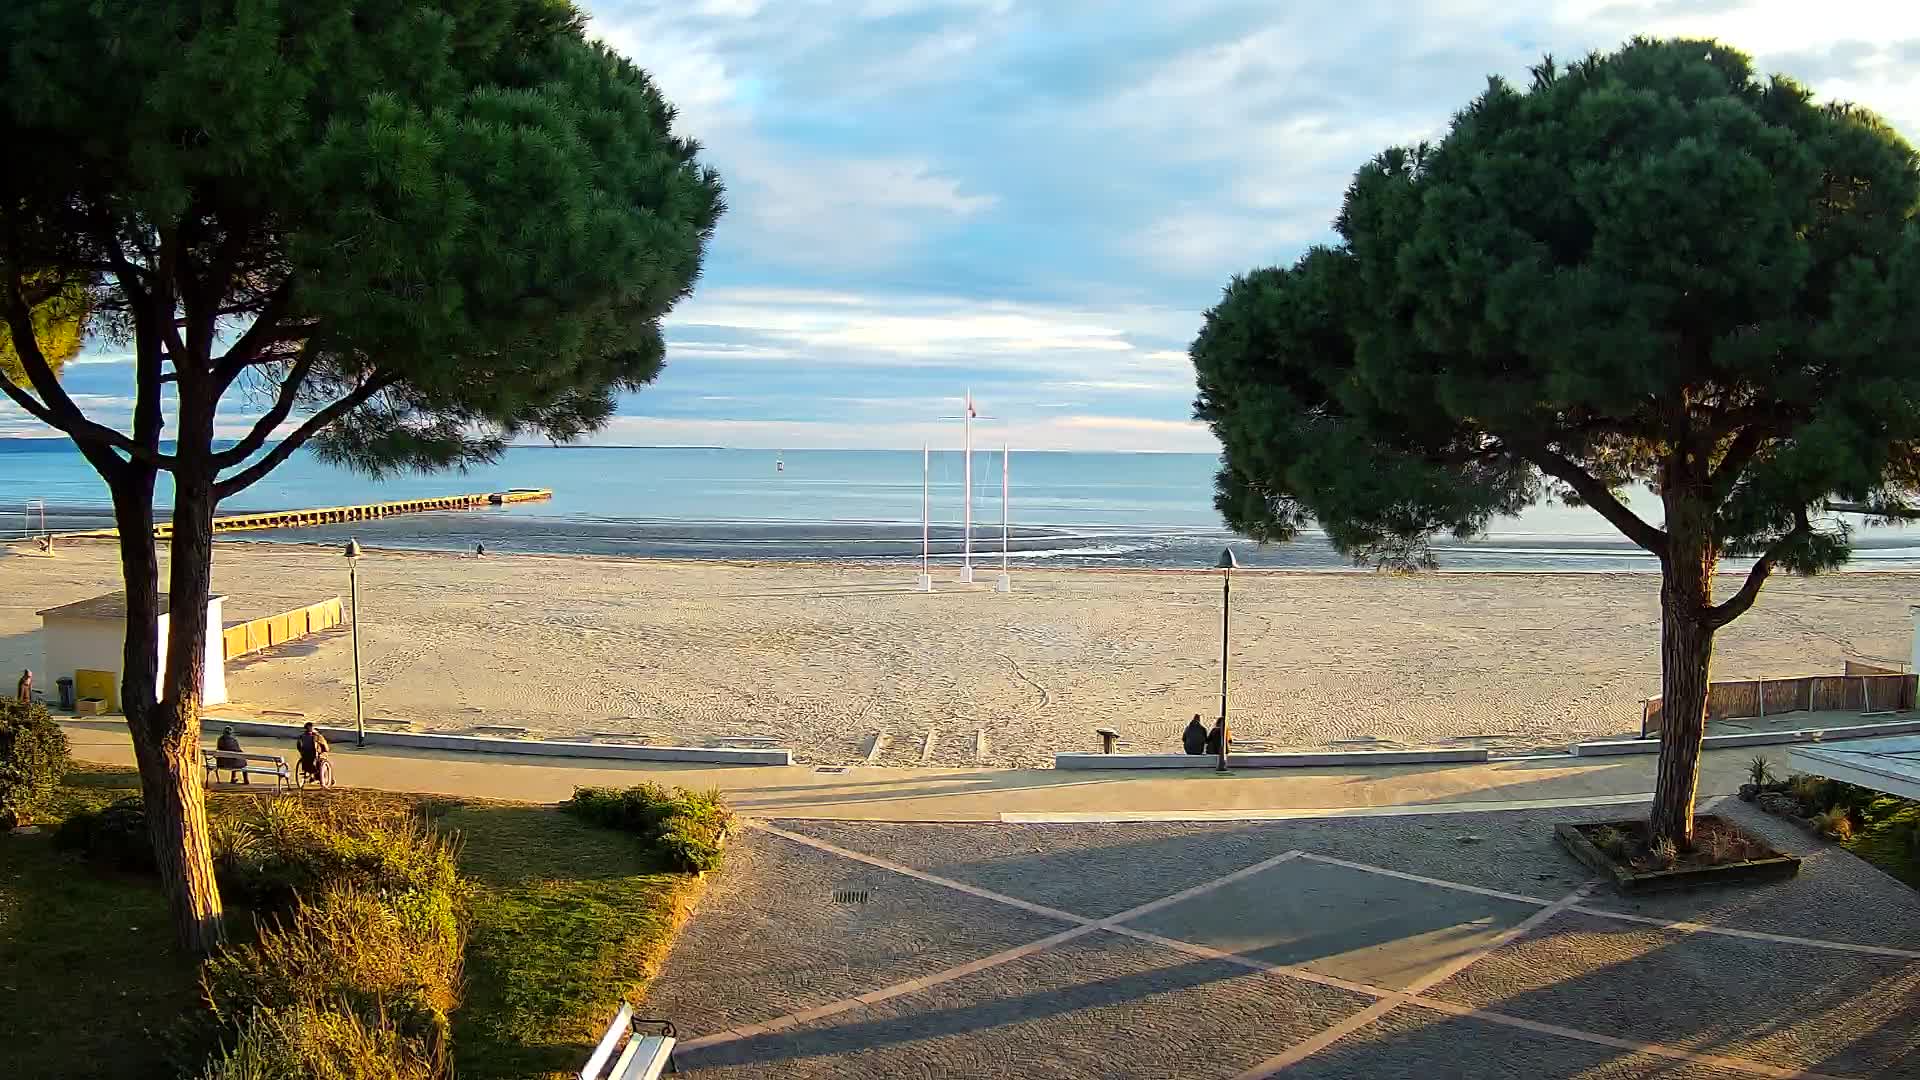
xmin=1055 ymin=748 xmax=1490 ymax=770
xmin=205 ymin=716 xmax=790 ymax=766
xmin=224 ymin=598 xmax=343 ymax=662
xmin=1575 ymin=717 xmax=1920 ymax=757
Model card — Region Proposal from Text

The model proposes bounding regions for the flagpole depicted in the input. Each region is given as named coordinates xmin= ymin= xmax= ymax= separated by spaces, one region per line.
xmin=915 ymin=443 xmax=932 ymax=591
xmin=961 ymin=389 xmax=974 ymax=583
xmin=995 ymin=442 xmax=1011 ymax=593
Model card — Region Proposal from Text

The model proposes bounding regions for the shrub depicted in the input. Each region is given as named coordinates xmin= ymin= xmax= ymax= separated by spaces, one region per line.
xmin=199 ymin=999 xmax=445 ymax=1080
xmin=0 ymin=698 xmax=69 ymax=827
xmin=1810 ymin=808 xmax=1855 ymax=842
xmin=1589 ymin=825 xmax=1629 ymax=860
xmin=192 ymin=798 xmax=464 ymax=1079
xmin=562 ymin=784 xmax=733 ymax=872
xmin=1647 ymin=837 xmax=1679 ymax=870
xmin=217 ymin=796 xmax=460 ymax=913
xmin=1745 ymin=755 xmax=1774 ymax=788
xmin=51 ymin=794 xmax=155 ymax=871
xmin=1788 ymin=773 xmax=1828 ymax=811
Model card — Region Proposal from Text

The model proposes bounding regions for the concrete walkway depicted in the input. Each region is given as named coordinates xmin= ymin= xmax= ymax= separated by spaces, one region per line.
xmin=65 ymin=719 xmax=1771 ymax=821
xmin=648 ymin=804 xmax=1920 ymax=1078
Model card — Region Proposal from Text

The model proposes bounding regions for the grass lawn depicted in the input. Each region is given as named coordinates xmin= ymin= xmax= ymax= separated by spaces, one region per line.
xmin=0 ymin=765 xmax=707 ymax=1080
xmin=1843 ymin=793 xmax=1920 ymax=889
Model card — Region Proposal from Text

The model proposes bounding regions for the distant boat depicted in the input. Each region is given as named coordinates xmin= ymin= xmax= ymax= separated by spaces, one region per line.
xmin=775 ymin=451 xmax=784 ymax=473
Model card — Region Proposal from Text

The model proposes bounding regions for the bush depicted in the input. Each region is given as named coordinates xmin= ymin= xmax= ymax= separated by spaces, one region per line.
xmin=217 ymin=796 xmax=460 ymax=913
xmin=0 ymin=698 xmax=69 ymax=827
xmin=1745 ymin=755 xmax=1774 ymax=788
xmin=1811 ymin=808 xmax=1855 ymax=842
xmin=193 ymin=799 xmax=464 ymax=1080
xmin=51 ymin=794 xmax=155 ymax=871
xmin=1589 ymin=825 xmax=1629 ymax=860
xmin=199 ymin=999 xmax=445 ymax=1080
xmin=1788 ymin=773 xmax=1828 ymax=811
xmin=561 ymin=784 xmax=732 ymax=872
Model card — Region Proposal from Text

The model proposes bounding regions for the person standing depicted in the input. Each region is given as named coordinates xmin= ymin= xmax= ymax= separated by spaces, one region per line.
xmin=15 ymin=669 xmax=30 ymax=702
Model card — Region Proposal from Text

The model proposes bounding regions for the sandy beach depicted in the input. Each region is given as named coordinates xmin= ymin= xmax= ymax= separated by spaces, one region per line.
xmin=2 ymin=540 xmax=1914 ymax=767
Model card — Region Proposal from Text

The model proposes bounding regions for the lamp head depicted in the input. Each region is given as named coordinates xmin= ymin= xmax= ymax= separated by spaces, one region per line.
xmin=1215 ymin=547 xmax=1239 ymax=571
xmin=344 ymin=538 xmax=362 ymax=559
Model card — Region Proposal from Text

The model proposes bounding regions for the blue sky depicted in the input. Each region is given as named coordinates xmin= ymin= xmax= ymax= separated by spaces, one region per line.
xmin=15 ymin=1 xmax=1920 ymax=451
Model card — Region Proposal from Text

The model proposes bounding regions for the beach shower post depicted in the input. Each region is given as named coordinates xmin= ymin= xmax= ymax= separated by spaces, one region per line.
xmin=345 ymin=538 xmax=365 ymax=749
xmin=1216 ymin=547 xmax=1238 ymax=771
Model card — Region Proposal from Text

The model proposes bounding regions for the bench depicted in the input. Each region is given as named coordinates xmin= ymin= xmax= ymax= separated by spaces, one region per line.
xmin=203 ymin=750 xmax=290 ymax=792
xmin=580 ymin=1003 xmax=676 ymax=1079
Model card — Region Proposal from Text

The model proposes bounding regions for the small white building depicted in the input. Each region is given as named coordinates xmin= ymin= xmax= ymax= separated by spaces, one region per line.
xmin=36 ymin=591 xmax=227 ymax=710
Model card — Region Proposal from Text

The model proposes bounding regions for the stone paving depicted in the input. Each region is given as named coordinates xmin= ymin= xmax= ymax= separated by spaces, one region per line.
xmin=645 ymin=800 xmax=1920 ymax=1078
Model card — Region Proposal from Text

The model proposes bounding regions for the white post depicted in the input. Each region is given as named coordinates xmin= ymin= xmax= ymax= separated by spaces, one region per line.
xmin=960 ymin=389 xmax=974 ymax=583
xmin=1910 ymin=605 xmax=1920 ymax=675
xmin=915 ymin=444 xmax=933 ymax=592
xmin=995 ymin=443 xmax=1011 ymax=592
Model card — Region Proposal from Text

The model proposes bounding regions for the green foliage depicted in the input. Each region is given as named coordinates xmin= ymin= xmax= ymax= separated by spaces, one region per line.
xmin=199 ymin=999 xmax=444 ymax=1080
xmin=1590 ymin=825 xmax=1629 ymax=859
xmin=196 ymin=799 xmax=463 ymax=1080
xmin=1811 ymin=807 xmax=1855 ymax=841
xmin=0 ymin=698 xmax=68 ymax=827
xmin=1789 ymin=773 xmax=1829 ymax=810
xmin=51 ymin=795 xmax=154 ymax=871
xmin=0 ymin=0 xmax=725 ymax=476
xmin=1192 ymin=37 xmax=1920 ymax=572
xmin=0 ymin=272 xmax=86 ymax=384
xmin=561 ymin=783 xmax=732 ymax=872
xmin=1747 ymin=755 xmax=1775 ymax=787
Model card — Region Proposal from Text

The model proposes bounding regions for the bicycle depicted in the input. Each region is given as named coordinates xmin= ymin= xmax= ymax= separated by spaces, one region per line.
xmin=296 ymin=756 xmax=337 ymax=790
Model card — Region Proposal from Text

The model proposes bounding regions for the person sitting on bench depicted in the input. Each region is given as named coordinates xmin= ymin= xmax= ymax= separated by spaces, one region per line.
xmin=1182 ymin=714 xmax=1208 ymax=755
xmin=216 ymin=725 xmax=249 ymax=785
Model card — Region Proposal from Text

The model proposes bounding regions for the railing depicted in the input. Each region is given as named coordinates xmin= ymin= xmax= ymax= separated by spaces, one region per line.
xmin=1641 ymin=666 xmax=1916 ymax=736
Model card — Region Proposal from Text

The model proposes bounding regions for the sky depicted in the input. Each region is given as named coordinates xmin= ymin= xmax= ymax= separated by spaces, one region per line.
xmin=15 ymin=0 xmax=1920 ymax=452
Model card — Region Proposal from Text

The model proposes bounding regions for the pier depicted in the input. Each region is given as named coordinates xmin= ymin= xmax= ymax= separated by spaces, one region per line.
xmin=62 ymin=489 xmax=552 ymax=539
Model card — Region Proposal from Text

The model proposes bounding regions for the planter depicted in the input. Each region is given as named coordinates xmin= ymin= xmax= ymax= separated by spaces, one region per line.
xmin=1555 ymin=816 xmax=1801 ymax=894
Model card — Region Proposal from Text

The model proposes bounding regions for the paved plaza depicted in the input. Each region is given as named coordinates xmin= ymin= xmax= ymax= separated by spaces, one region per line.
xmin=646 ymin=801 xmax=1920 ymax=1078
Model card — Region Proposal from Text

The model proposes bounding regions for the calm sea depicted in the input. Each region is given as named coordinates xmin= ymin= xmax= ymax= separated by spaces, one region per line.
xmin=3 ymin=439 xmax=1916 ymax=571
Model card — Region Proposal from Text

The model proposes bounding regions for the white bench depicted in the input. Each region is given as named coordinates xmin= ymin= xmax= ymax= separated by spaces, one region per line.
xmin=580 ymin=1003 xmax=676 ymax=1079
xmin=203 ymin=749 xmax=290 ymax=792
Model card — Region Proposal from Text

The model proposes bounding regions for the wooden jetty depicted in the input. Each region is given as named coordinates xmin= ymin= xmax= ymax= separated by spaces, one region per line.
xmin=63 ymin=489 xmax=552 ymax=540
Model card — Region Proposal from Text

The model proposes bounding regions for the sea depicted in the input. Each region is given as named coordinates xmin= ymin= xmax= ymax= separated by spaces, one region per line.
xmin=4 ymin=439 xmax=1918 ymax=572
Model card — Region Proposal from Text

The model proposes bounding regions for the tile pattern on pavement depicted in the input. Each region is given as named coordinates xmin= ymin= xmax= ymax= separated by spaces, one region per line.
xmin=645 ymin=800 xmax=1920 ymax=1079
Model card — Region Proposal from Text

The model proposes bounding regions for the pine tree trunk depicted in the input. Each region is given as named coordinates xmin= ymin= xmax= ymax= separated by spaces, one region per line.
xmin=110 ymin=466 xmax=228 ymax=951
xmin=1651 ymin=500 xmax=1717 ymax=849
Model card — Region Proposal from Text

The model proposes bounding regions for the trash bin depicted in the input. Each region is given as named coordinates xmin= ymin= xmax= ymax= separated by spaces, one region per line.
xmin=56 ymin=676 xmax=75 ymax=711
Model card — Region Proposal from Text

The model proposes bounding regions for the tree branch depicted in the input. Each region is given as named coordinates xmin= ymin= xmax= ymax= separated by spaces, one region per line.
xmin=1513 ymin=439 xmax=1668 ymax=555
xmin=210 ymin=281 xmax=297 ymax=392
xmin=1710 ymin=424 xmax=1770 ymax=502
xmin=1708 ymin=512 xmax=1811 ymax=629
xmin=211 ymin=373 xmax=398 ymax=499
xmin=210 ymin=346 xmax=317 ymax=468
xmin=2 ymin=271 xmax=170 ymax=468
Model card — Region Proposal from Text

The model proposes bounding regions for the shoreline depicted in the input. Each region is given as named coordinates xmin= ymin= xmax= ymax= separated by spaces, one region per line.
xmin=27 ymin=533 xmax=1920 ymax=578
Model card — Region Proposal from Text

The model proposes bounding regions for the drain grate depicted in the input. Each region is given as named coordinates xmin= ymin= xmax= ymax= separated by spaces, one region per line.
xmin=832 ymin=889 xmax=871 ymax=905
xmin=815 ymin=765 xmax=850 ymax=774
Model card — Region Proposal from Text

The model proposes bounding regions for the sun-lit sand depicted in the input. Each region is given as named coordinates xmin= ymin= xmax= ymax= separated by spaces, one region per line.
xmin=3 ymin=540 xmax=1913 ymax=766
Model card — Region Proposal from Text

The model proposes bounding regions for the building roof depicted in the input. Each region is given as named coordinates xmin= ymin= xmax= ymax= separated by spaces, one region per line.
xmin=36 ymin=591 xmax=226 ymax=621
xmin=1788 ymin=734 xmax=1920 ymax=801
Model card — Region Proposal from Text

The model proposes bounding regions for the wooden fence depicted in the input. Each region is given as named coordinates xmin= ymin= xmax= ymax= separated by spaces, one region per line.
xmin=1642 ymin=668 xmax=1917 ymax=736
xmin=223 ymin=597 xmax=343 ymax=663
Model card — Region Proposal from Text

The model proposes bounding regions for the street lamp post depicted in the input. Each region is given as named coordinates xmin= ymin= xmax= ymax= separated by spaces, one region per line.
xmin=1216 ymin=547 xmax=1238 ymax=772
xmin=345 ymin=538 xmax=365 ymax=749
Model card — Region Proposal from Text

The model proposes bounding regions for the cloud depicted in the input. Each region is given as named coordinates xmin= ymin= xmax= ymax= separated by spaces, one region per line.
xmin=566 ymin=411 xmax=1219 ymax=452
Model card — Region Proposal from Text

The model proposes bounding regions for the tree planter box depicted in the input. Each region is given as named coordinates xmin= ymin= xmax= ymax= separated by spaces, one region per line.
xmin=1554 ymin=817 xmax=1801 ymax=894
